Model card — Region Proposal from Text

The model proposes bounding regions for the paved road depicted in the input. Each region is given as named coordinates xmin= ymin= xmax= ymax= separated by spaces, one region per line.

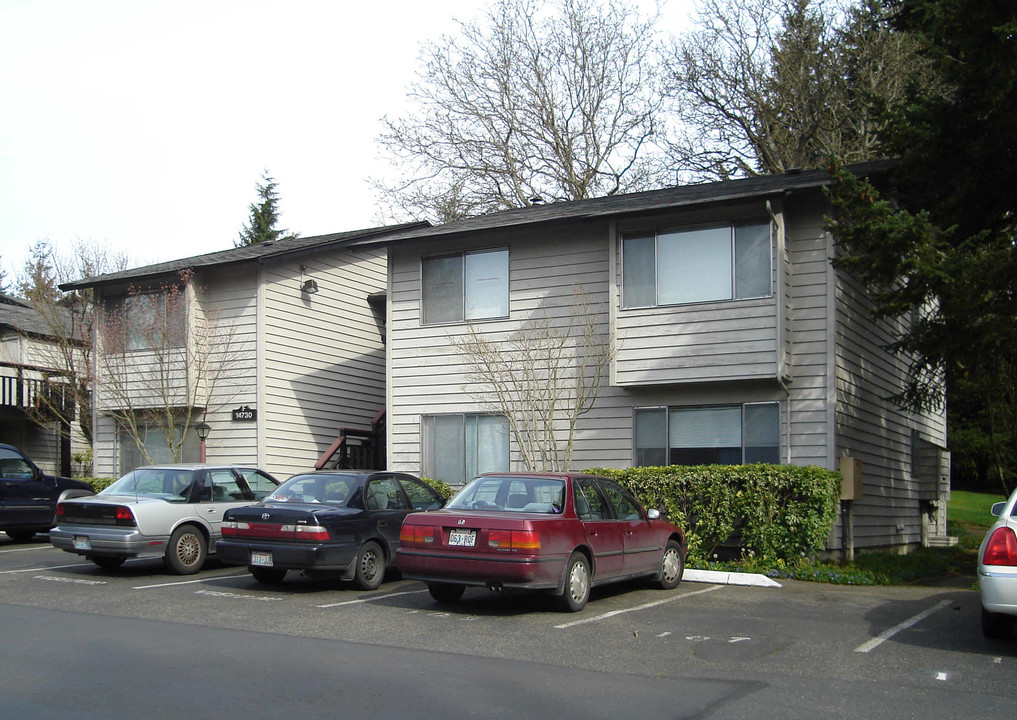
xmin=1 ymin=536 xmax=1015 ymax=719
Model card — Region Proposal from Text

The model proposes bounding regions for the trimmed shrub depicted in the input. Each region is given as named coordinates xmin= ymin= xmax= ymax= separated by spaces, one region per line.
xmin=420 ymin=477 xmax=455 ymax=501
xmin=585 ymin=464 xmax=841 ymax=564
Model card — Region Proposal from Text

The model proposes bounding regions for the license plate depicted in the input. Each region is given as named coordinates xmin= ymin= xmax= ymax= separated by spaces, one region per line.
xmin=250 ymin=550 xmax=273 ymax=567
xmin=447 ymin=529 xmax=476 ymax=547
xmin=73 ymin=536 xmax=91 ymax=551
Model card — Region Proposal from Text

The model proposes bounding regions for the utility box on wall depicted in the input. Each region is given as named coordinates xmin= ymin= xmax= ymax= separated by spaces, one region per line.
xmin=840 ymin=457 xmax=864 ymax=500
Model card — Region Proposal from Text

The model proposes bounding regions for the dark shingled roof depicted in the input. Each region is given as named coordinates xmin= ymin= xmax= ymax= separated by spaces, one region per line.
xmin=60 ymin=221 xmax=431 ymax=291
xmin=60 ymin=160 xmax=894 ymax=290
xmin=342 ymin=159 xmax=897 ymax=248
xmin=0 ymin=294 xmax=71 ymax=339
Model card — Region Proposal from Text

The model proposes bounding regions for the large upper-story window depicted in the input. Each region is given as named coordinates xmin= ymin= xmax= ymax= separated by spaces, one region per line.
xmin=106 ymin=289 xmax=186 ymax=352
xmin=421 ymin=249 xmax=509 ymax=324
xmin=634 ymin=403 xmax=780 ymax=466
xmin=622 ymin=222 xmax=771 ymax=308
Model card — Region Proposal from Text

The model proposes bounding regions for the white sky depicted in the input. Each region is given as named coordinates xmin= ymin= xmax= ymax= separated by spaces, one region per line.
xmin=0 ymin=0 xmax=694 ymax=282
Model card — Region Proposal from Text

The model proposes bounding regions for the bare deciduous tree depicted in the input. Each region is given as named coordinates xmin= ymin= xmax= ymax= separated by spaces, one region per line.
xmin=97 ymin=270 xmax=250 ymax=465
xmin=374 ymin=0 xmax=670 ymax=223
xmin=666 ymin=0 xmax=931 ymax=179
xmin=449 ymin=287 xmax=612 ymax=471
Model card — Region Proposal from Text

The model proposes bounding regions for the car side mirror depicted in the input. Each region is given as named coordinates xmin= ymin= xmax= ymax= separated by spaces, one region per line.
xmin=991 ymin=502 xmax=1006 ymax=517
xmin=647 ymin=508 xmax=661 ymax=520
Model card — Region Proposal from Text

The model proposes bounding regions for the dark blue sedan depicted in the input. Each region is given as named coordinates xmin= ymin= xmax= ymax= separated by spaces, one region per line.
xmin=216 ymin=471 xmax=444 ymax=589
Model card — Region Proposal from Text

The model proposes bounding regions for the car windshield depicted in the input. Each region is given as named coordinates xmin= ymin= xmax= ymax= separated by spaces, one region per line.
xmin=100 ymin=468 xmax=197 ymax=503
xmin=266 ymin=475 xmax=356 ymax=506
xmin=446 ymin=476 xmax=565 ymax=514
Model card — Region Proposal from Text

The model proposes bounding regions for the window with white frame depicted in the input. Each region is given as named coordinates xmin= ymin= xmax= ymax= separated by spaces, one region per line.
xmin=633 ymin=403 xmax=780 ymax=466
xmin=118 ymin=423 xmax=199 ymax=475
xmin=622 ymin=222 xmax=772 ymax=308
xmin=106 ymin=290 xmax=186 ymax=352
xmin=422 ymin=414 xmax=510 ymax=485
xmin=421 ymin=249 xmax=509 ymax=324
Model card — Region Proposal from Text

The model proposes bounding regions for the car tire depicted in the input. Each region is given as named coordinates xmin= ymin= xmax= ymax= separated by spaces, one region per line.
xmin=982 ymin=607 xmax=1012 ymax=640
xmin=90 ymin=555 xmax=126 ymax=570
xmin=428 ymin=582 xmax=465 ymax=604
xmin=164 ymin=525 xmax=207 ymax=575
xmin=656 ymin=540 xmax=685 ymax=590
xmin=556 ymin=552 xmax=591 ymax=612
xmin=250 ymin=566 xmax=287 ymax=584
xmin=5 ymin=530 xmax=38 ymax=543
xmin=352 ymin=540 xmax=385 ymax=590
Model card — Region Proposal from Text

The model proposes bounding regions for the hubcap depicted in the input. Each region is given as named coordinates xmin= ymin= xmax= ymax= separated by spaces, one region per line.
xmin=662 ymin=549 xmax=681 ymax=582
xmin=176 ymin=533 xmax=201 ymax=566
xmin=568 ymin=561 xmax=589 ymax=602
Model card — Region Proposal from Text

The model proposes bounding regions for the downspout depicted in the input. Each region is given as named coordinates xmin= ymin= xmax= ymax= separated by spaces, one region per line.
xmin=767 ymin=199 xmax=792 ymax=465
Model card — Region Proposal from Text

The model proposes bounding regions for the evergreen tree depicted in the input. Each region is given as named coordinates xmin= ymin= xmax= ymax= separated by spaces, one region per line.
xmin=236 ymin=171 xmax=296 ymax=247
xmin=18 ymin=240 xmax=60 ymax=304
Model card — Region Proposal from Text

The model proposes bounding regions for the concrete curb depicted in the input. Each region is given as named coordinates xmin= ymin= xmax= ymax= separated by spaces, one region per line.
xmin=684 ymin=568 xmax=782 ymax=588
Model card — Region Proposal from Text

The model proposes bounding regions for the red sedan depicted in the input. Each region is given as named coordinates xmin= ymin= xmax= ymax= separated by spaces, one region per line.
xmin=397 ymin=472 xmax=686 ymax=611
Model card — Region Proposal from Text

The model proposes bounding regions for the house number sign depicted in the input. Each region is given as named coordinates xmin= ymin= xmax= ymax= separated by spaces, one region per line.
xmin=231 ymin=405 xmax=257 ymax=422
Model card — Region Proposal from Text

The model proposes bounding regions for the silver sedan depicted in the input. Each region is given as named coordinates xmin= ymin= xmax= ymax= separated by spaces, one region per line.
xmin=978 ymin=486 xmax=1017 ymax=639
xmin=50 ymin=464 xmax=279 ymax=574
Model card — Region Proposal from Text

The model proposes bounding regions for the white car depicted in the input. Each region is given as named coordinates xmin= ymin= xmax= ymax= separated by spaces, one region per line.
xmin=978 ymin=486 xmax=1017 ymax=639
xmin=50 ymin=464 xmax=279 ymax=574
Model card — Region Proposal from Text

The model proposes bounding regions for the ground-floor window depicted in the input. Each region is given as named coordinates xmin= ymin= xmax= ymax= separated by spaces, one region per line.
xmin=633 ymin=402 xmax=780 ymax=466
xmin=422 ymin=413 xmax=509 ymax=485
xmin=118 ymin=424 xmax=199 ymax=475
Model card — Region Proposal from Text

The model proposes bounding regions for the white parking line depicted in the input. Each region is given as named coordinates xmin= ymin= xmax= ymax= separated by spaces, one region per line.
xmin=133 ymin=573 xmax=249 ymax=590
xmin=0 ymin=563 xmax=90 ymax=574
xmin=554 ymin=584 xmax=724 ymax=629
xmin=854 ymin=599 xmax=953 ymax=653
xmin=0 ymin=545 xmax=58 ymax=554
xmin=318 ymin=589 xmax=429 ymax=608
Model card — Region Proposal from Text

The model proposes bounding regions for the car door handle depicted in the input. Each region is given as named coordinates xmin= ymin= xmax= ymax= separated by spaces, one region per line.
xmin=206 ymin=508 xmax=217 ymax=514
xmin=378 ymin=520 xmax=389 ymax=527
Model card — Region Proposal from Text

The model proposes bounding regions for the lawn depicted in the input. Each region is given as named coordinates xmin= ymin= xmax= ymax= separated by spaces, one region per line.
xmin=691 ymin=489 xmax=1009 ymax=586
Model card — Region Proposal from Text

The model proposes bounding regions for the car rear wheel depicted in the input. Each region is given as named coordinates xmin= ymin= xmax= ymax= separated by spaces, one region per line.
xmin=90 ymin=555 xmax=126 ymax=570
xmin=164 ymin=525 xmax=207 ymax=575
xmin=5 ymin=530 xmax=38 ymax=543
xmin=250 ymin=567 xmax=287 ymax=584
xmin=657 ymin=540 xmax=685 ymax=590
xmin=352 ymin=540 xmax=385 ymax=590
xmin=556 ymin=552 xmax=591 ymax=612
xmin=428 ymin=582 xmax=466 ymax=603
xmin=982 ymin=607 xmax=1013 ymax=640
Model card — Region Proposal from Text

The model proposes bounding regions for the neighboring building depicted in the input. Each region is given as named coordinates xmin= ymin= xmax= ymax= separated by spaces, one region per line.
xmin=62 ymin=224 xmax=425 ymax=480
xmin=345 ymin=161 xmax=951 ymax=553
xmin=0 ymin=293 xmax=79 ymax=475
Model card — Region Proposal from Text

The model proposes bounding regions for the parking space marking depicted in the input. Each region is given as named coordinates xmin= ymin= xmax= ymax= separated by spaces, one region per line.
xmin=317 ymin=588 xmax=428 ymax=608
xmin=34 ymin=575 xmax=107 ymax=586
xmin=0 ymin=545 xmax=59 ymax=554
xmin=854 ymin=599 xmax=953 ymax=653
xmin=133 ymin=573 xmax=248 ymax=590
xmin=554 ymin=584 xmax=723 ymax=629
xmin=0 ymin=562 xmax=90 ymax=574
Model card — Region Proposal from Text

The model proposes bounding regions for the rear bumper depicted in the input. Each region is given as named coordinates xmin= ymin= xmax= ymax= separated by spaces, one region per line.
xmin=980 ymin=567 xmax=1017 ymax=616
xmin=396 ymin=548 xmax=566 ymax=590
xmin=215 ymin=538 xmax=361 ymax=571
xmin=50 ymin=524 xmax=167 ymax=559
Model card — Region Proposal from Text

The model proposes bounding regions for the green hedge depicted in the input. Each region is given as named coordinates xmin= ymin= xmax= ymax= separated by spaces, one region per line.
xmin=80 ymin=477 xmax=117 ymax=493
xmin=585 ymin=465 xmax=841 ymax=564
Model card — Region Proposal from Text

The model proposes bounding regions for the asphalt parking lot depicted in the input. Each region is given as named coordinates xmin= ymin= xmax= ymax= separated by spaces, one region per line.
xmin=2 ymin=535 xmax=1015 ymax=718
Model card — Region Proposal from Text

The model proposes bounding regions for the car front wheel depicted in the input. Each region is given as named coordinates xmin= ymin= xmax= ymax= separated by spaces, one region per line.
xmin=90 ymin=555 xmax=127 ymax=570
xmin=556 ymin=552 xmax=591 ymax=612
xmin=657 ymin=540 xmax=685 ymax=590
xmin=428 ymin=582 xmax=465 ymax=603
xmin=5 ymin=530 xmax=38 ymax=543
xmin=164 ymin=525 xmax=207 ymax=575
xmin=250 ymin=567 xmax=287 ymax=584
xmin=982 ymin=607 xmax=1013 ymax=640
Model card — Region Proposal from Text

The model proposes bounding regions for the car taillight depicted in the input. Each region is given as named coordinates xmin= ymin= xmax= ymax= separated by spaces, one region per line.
xmin=983 ymin=527 xmax=1017 ymax=566
xmin=221 ymin=520 xmax=250 ymax=536
xmin=284 ymin=524 xmax=330 ymax=542
xmin=114 ymin=506 xmax=136 ymax=527
xmin=56 ymin=503 xmax=65 ymax=519
xmin=400 ymin=525 xmax=435 ymax=546
xmin=488 ymin=530 xmax=540 ymax=552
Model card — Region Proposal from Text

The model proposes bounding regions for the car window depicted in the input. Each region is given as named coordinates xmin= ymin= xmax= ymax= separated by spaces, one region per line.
xmin=0 ymin=448 xmax=34 ymax=480
xmin=100 ymin=469 xmax=196 ymax=503
xmin=399 ymin=477 xmax=442 ymax=510
xmin=365 ymin=477 xmax=409 ymax=511
xmin=599 ymin=480 xmax=643 ymax=521
xmin=205 ymin=470 xmax=245 ymax=502
xmin=267 ymin=475 xmax=326 ymax=503
xmin=575 ymin=480 xmax=610 ymax=520
xmin=446 ymin=476 xmax=565 ymax=514
xmin=238 ymin=469 xmax=279 ymax=500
